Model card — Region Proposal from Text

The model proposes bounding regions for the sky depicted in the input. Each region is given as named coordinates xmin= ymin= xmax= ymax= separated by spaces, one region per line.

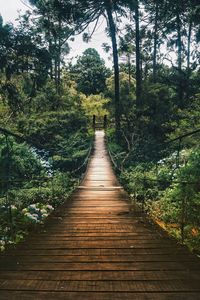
xmin=0 ymin=0 xmax=113 ymax=67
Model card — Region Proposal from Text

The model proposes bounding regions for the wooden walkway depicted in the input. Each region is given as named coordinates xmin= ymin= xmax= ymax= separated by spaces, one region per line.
xmin=0 ymin=130 xmax=200 ymax=299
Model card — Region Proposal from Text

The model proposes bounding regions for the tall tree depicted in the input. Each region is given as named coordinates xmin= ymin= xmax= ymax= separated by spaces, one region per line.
xmin=124 ymin=0 xmax=142 ymax=109
xmin=134 ymin=0 xmax=142 ymax=108
xmin=105 ymin=0 xmax=121 ymax=133
xmin=152 ymin=0 xmax=159 ymax=82
xmin=70 ymin=48 xmax=110 ymax=95
xmin=0 ymin=14 xmax=51 ymax=113
xmin=163 ymin=0 xmax=194 ymax=107
xmin=29 ymin=0 xmax=72 ymax=93
xmin=118 ymin=28 xmax=135 ymax=96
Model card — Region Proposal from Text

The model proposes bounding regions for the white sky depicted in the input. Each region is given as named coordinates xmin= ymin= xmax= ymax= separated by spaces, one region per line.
xmin=0 ymin=0 xmax=113 ymax=67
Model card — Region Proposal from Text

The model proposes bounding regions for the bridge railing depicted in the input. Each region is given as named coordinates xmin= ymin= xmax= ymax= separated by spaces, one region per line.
xmin=0 ymin=127 xmax=92 ymax=247
xmin=92 ymin=115 xmax=108 ymax=130
xmin=106 ymin=128 xmax=200 ymax=246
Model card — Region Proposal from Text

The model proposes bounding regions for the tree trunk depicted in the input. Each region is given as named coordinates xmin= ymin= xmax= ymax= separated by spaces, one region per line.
xmin=47 ymin=16 xmax=53 ymax=79
xmin=177 ymin=14 xmax=182 ymax=73
xmin=153 ymin=0 xmax=159 ymax=83
xmin=176 ymin=4 xmax=183 ymax=107
xmin=186 ymin=19 xmax=192 ymax=100
xmin=49 ymin=39 xmax=53 ymax=80
xmin=187 ymin=19 xmax=192 ymax=70
xmin=57 ymin=16 xmax=62 ymax=95
xmin=128 ymin=53 xmax=131 ymax=93
xmin=135 ymin=0 xmax=141 ymax=108
xmin=54 ymin=36 xmax=58 ymax=89
xmin=105 ymin=1 xmax=121 ymax=138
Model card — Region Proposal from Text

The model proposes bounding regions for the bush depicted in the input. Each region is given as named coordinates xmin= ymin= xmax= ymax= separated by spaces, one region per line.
xmin=120 ymin=164 xmax=159 ymax=204
xmin=119 ymin=147 xmax=200 ymax=251
xmin=0 ymin=135 xmax=44 ymax=195
xmin=17 ymin=111 xmax=88 ymax=153
xmin=0 ymin=171 xmax=78 ymax=248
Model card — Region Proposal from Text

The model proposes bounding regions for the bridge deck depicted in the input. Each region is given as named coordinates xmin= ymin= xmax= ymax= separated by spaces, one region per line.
xmin=0 ymin=130 xmax=200 ymax=299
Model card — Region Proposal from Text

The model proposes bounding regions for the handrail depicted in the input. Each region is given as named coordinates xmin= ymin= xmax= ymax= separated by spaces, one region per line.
xmin=0 ymin=126 xmax=93 ymax=173
xmin=0 ymin=176 xmax=52 ymax=184
xmin=71 ymin=143 xmax=93 ymax=174
xmin=107 ymin=146 xmax=120 ymax=171
xmin=105 ymin=125 xmax=200 ymax=186
xmin=105 ymin=127 xmax=200 ymax=175
xmin=115 ymin=127 xmax=200 ymax=152
xmin=167 ymin=127 xmax=200 ymax=144
xmin=107 ymin=148 xmax=199 ymax=186
xmin=125 ymin=176 xmax=199 ymax=186
xmin=0 ymin=126 xmax=52 ymax=149
xmin=0 ymin=127 xmax=25 ymax=141
xmin=105 ymin=136 xmax=122 ymax=172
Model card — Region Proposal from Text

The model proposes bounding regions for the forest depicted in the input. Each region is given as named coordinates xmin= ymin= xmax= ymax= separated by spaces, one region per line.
xmin=0 ymin=0 xmax=200 ymax=253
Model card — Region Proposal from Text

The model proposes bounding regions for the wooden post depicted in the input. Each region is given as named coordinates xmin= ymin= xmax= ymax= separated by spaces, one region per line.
xmin=103 ymin=115 xmax=107 ymax=129
xmin=5 ymin=135 xmax=14 ymax=240
xmin=181 ymin=195 xmax=186 ymax=244
xmin=92 ymin=115 xmax=96 ymax=129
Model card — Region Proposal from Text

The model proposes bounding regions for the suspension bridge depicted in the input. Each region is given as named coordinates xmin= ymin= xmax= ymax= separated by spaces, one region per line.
xmin=0 ymin=130 xmax=200 ymax=299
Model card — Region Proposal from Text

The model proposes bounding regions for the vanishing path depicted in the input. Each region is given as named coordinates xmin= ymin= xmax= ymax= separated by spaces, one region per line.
xmin=0 ymin=130 xmax=200 ymax=299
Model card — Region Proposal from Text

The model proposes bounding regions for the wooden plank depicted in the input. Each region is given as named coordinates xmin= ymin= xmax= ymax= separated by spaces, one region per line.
xmin=2 ymin=248 xmax=190 ymax=256
xmin=0 ymin=279 xmax=200 ymax=292
xmin=0 ymin=270 xmax=200 ymax=281
xmin=1 ymin=261 xmax=200 ymax=271
xmin=0 ymin=254 xmax=198 ymax=263
xmin=18 ymin=236 xmax=166 ymax=242
xmin=15 ymin=241 xmax=181 ymax=249
xmin=29 ymin=232 xmax=160 ymax=238
xmin=0 ymin=291 xmax=200 ymax=300
xmin=15 ymin=236 xmax=172 ymax=242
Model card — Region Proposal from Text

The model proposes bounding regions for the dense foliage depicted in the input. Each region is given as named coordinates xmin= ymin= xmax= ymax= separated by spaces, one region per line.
xmin=108 ymin=132 xmax=200 ymax=251
xmin=69 ymin=48 xmax=111 ymax=95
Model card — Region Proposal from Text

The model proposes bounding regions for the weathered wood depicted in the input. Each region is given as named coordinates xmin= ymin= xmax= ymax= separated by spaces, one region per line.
xmin=0 ymin=254 xmax=198 ymax=263
xmin=0 ymin=279 xmax=200 ymax=292
xmin=1 ymin=261 xmax=200 ymax=272
xmin=0 ymin=270 xmax=199 ymax=281
xmin=1 ymin=292 xmax=200 ymax=300
xmin=0 ymin=130 xmax=200 ymax=299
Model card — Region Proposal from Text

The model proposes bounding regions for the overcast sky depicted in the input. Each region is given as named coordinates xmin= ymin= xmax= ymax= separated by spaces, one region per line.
xmin=0 ymin=0 xmax=113 ymax=67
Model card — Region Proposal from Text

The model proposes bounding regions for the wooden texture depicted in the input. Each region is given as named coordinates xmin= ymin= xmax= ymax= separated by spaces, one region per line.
xmin=0 ymin=130 xmax=200 ymax=300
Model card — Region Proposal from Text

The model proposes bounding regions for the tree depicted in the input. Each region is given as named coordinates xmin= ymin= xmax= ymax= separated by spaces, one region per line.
xmin=134 ymin=0 xmax=142 ymax=108
xmin=104 ymin=0 xmax=121 ymax=135
xmin=0 ymin=14 xmax=51 ymax=114
xmin=28 ymin=0 xmax=73 ymax=93
xmin=106 ymin=72 xmax=136 ymax=128
xmin=142 ymin=0 xmax=165 ymax=83
xmin=159 ymin=0 xmax=197 ymax=108
xmin=69 ymin=48 xmax=110 ymax=95
xmin=118 ymin=29 xmax=135 ymax=93
xmin=118 ymin=1 xmax=142 ymax=109
xmin=0 ymin=15 xmax=14 ymax=78
xmin=81 ymin=94 xmax=110 ymax=117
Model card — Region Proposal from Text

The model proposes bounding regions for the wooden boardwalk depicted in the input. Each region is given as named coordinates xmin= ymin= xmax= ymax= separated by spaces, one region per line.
xmin=0 ymin=130 xmax=200 ymax=299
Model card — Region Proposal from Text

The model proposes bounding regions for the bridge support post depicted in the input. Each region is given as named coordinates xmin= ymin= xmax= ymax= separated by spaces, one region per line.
xmin=103 ymin=115 xmax=107 ymax=129
xmin=92 ymin=115 xmax=96 ymax=129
